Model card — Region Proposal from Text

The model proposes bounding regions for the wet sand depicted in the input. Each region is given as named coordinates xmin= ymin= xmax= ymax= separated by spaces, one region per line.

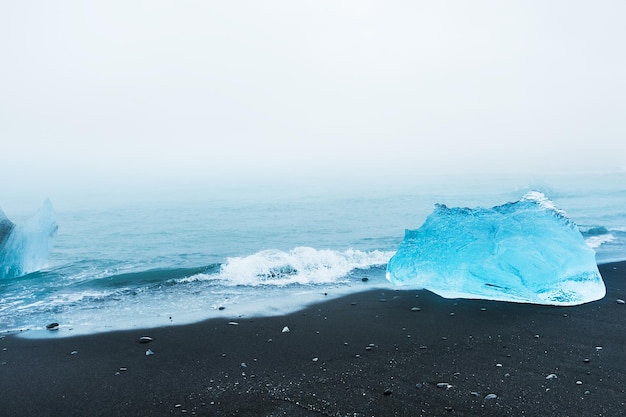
xmin=1 ymin=262 xmax=625 ymax=416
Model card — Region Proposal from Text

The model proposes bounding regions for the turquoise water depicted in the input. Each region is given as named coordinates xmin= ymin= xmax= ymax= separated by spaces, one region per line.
xmin=1 ymin=172 xmax=625 ymax=337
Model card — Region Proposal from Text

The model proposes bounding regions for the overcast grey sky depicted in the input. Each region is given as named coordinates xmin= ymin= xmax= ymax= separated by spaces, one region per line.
xmin=1 ymin=1 xmax=625 ymax=203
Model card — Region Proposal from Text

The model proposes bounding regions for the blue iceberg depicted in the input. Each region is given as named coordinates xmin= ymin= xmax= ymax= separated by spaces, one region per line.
xmin=386 ymin=192 xmax=605 ymax=305
xmin=0 ymin=200 xmax=58 ymax=279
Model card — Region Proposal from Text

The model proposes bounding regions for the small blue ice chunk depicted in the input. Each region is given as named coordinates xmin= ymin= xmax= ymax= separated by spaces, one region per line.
xmin=386 ymin=192 xmax=605 ymax=306
xmin=0 ymin=200 xmax=58 ymax=279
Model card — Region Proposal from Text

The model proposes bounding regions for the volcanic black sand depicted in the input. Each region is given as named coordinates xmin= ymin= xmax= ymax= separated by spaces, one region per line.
xmin=1 ymin=262 xmax=625 ymax=416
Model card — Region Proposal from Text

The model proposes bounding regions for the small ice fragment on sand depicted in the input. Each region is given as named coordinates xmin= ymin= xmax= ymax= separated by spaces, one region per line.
xmin=484 ymin=394 xmax=497 ymax=400
xmin=228 ymin=321 xmax=239 ymax=326
xmin=576 ymin=381 xmax=583 ymax=385
xmin=46 ymin=323 xmax=59 ymax=330
xmin=282 ymin=326 xmax=290 ymax=333
xmin=70 ymin=351 xmax=78 ymax=355
xmin=546 ymin=374 xmax=557 ymax=380
xmin=139 ymin=336 xmax=153 ymax=344
xmin=616 ymin=299 xmax=625 ymax=304
xmin=437 ymin=383 xmax=452 ymax=389
xmin=145 ymin=349 xmax=154 ymax=356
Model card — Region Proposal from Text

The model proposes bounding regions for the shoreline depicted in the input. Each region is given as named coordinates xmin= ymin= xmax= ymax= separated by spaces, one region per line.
xmin=2 ymin=261 xmax=625 ymax=416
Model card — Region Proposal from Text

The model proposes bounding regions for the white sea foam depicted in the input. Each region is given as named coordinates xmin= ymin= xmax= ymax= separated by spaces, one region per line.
xmin=183 ymin=247 xmax=394 ymax=286
xmin=586 ymin=233 xmax=615 ymax=249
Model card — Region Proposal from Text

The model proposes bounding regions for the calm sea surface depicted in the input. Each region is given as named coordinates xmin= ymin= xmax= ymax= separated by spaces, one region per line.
xmin=2 ymin=172 xmax=625 ymax=337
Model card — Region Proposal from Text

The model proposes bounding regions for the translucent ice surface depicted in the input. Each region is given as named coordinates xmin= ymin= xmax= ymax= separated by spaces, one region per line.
xmin=386 ymin=192 xmax=606 ymax=305
xmin=0 ymin=200 xmax=58 ymax=279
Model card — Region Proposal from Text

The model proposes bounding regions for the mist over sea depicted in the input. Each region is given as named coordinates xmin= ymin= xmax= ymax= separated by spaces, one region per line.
xmin=2 ymin=172 xmax=625 ymax=337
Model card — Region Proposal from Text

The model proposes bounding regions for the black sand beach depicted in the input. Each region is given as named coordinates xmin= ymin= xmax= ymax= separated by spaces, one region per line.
xmin=2 ymin=262 xmax=625 ymax=417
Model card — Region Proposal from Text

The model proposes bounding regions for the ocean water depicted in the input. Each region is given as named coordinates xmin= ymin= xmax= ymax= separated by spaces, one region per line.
xmin=1 ymin=172 xmax=625 ymax=337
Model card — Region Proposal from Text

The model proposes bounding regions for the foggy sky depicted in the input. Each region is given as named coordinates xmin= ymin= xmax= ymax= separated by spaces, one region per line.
xmin=1 ymin=1 xmax=625 ymax=204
